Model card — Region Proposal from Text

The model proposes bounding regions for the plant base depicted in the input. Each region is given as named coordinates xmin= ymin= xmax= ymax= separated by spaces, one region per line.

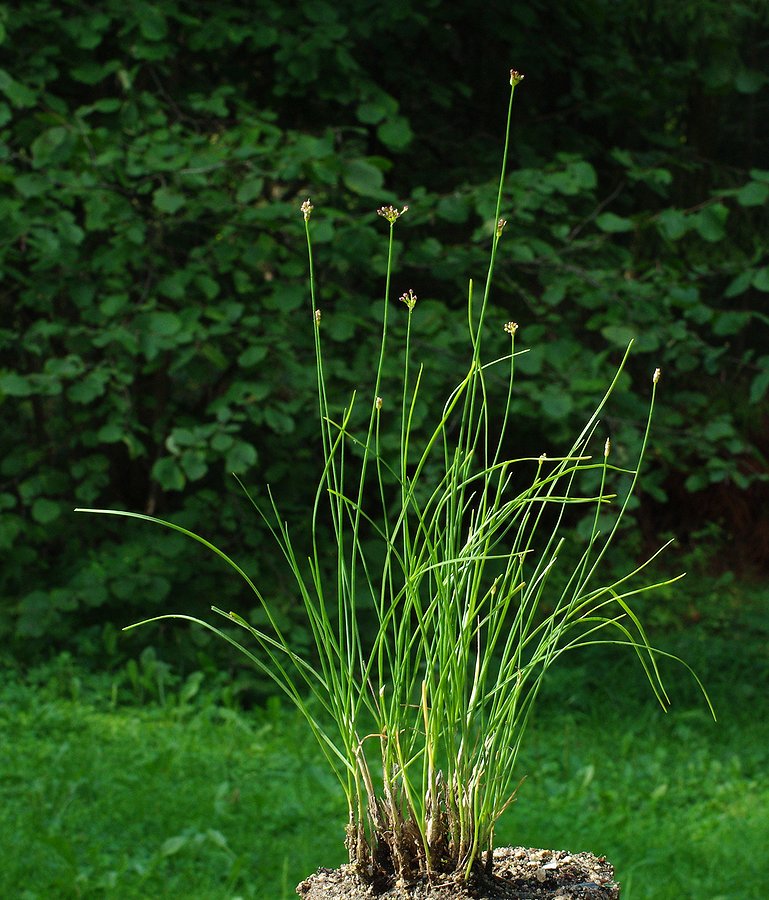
xmin=296 ymin=847 xmax=620 ymax=899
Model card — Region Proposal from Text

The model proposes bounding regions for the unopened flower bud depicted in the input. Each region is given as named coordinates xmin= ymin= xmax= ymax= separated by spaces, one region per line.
xmin=301 ymin=199 xmax=313 ymax=221
xmin=653 ymin=367 xmax=661 ymax=384
xmin=375 ymin=396 xmax=383 ymax=411
xmin=604 ymin=437 xmax=611 ymax=458
xmin=314 ymin=309 xmax=321 ymax=325
xmin=496 ymin=218 xmax=507 ymax=237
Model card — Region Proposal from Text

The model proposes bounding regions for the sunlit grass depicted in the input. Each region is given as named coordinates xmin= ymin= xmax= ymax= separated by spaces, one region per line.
xmin=1 ymin=630 xmax=766 ymax=899
xmin=0 ymin=678 xmax=342 ymax=899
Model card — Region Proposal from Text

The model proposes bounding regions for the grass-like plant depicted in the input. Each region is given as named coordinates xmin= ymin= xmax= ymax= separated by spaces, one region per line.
xmin=78 ymin=70 xmax=711 ymax=887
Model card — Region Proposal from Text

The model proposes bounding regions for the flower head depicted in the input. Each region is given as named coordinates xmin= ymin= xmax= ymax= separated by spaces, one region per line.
xmin=496 ymin=218 xmax=507 ymax=238
xmin=400 ymin=289 xmax=417 ymax=311
xmin=504 ymin=321 xmax=519 ymax=336
xmin=653 ymin=367 xmax=661 ymax=384
xmin=314 ymin=308 xmax=321 ymax=326
xmin=375 ymin=396 xmax=383 ymax=411
xmin=510 ymin=69 xmax=525 ymax=87
xmin=604 ymin=437 xmax=611 ymax=458
xmin=377 ymin=205 xmax=408 ymax=225
xmin=301 ymin=199 xmax=314 ymax=221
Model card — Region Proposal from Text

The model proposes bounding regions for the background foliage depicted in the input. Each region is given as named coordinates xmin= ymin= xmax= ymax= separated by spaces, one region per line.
xmin=1 ymin=0 xmax=768 ymax=669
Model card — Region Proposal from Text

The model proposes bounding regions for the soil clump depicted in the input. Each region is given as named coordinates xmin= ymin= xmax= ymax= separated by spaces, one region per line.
xmin=296 ymin=847 xmax=620 ymax=899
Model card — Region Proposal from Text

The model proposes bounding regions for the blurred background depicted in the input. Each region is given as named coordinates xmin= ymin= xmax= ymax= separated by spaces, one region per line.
xmin=1 ymin=1 xmax=767 ymax=897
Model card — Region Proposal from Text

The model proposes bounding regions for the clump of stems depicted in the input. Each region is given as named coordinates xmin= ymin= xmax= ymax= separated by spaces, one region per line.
xmin=78 ymin=71 xmax=711 ymax=886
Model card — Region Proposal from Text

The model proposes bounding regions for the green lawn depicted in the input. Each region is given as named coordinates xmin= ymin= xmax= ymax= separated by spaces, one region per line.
xmin=2 ymin=625 xmax=767 ymax=899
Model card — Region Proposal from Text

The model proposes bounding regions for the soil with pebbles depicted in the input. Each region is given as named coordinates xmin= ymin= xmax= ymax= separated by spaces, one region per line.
xmin=296 ymin=847 xmax=620 ymax=899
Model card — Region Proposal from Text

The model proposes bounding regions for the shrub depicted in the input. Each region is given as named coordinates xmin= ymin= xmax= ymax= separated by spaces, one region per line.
xmin=3 ymin=2 xmax=766 ymax=665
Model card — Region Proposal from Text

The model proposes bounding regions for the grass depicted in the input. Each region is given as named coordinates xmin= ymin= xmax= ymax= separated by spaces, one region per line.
xmin=0 ymin=671 xmax=341 ymax=899
xmin=503 ymin=651 xmax=769 ymax=900
xmin=77 ymin=70 xmax=704 ymax=881
xmin=2 ymin=607 xmax=767 ymax=899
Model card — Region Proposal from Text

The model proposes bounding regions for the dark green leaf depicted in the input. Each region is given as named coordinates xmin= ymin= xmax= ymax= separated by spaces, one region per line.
xmin=225 ymin=441 xmax=258 ymax=473
xmin=14 ymin=174 xmax=50 ymax=198
xmin=181 ymin=452 xmax=208 ymax=481
xmin=136 ymin=2 xmax=169 ymax=40
xmin=0 ymin=68 xmax=36 ymax=106
xmin=152 ymin=457 xmax=186 ymax=491
xmin=96 ymin=424 xmax=124 ymax=443
xmin=712 ymin=311 xmax=750 ymax=336
xmin=235 ymin=177 xmax=265 ymax=204
xmin=601 ymin=325 xmax=637 ymax=346
xmin=749 ymin=362 xmax=769 ymax=404
xmin=436 ymin=194 xmax=470 ymax=224
xmin=377 ymin=117 xmax=413 ymax=151
xmin=342 ymin=159 xmax=385 ymax=197
xmin=692 ymin=204 xmax=729 ymax=243
xmin=540 ymin=386 xmax=573 ymax=419
xmin=752 ymin=268 xmax=769 ymax=292
xmin=67 ymin=371 xmax=109 ymax=404
xmin=148 ymin=312 xmax=182 ymax=337
xmin=153 ymin=186 xmax=186 ymax=214
xmin=31 ymin=127 xmax=73 ymax=167
xmin=32 ymin=498 xmax=61 ymax=524
xmin=194 ymin=275 xmax=219 ymax=300
xmin=356 ymin=101 xmax=387 ymax=124
xmin=735 ymin=181 xmax=769 ymax=207
xmin=264 ymin=407 xmax=295 ymax=434
xmin=735 ymin=69 xmax=766 ymax=94
xmin=70 ymin=60 xmax=121 ymax=85
xmin=237 ymin=346 xmax=268 ymax=367
xmin=595 ymin=212 xmax=634 ymax=233
xmin=0 ymin=373 xmax=34 ymax=397
xmin=656 ymin=209 xmax=688 ymax=241
xmin=724 ymin=271 xmax=753 ymax=298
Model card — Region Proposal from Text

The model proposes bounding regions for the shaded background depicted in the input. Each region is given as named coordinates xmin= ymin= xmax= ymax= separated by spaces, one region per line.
xmin=2 ymin=3 xmax=769 ymax=898
xmin=2 ymin=0 xmax=768 ymax=677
